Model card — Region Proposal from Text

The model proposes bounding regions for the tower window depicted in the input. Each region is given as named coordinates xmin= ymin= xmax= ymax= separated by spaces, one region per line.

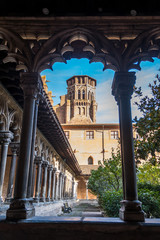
xmin=78 ymin=107 xmax=81 ymax=115
xmin=78 ymin=90 xmax=81 ymax=99
xmin=86 ymin=131 xmax=94 ymax=140
xmin=88 ymin=156 xmax=93 ymax=165
xmin=88 ymin=91 xmax=91 ymax=100
xmin=82 ymin=89 xmax=85 ymax=99
xmin=111 ymin=131 xmax=118 ymax=139
xmin=82 ymin=107 xmax=85 ymax=115
xmin=91 ymin=92 xmax=94 ymax=101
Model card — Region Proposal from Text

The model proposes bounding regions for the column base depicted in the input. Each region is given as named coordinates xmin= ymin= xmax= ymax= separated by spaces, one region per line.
xmin=46 ymin=197 xmax=50 ymax=202
xmin=119 ymin=200 xmax=145 ymax=222
xmin=6 ymin=199 xmax=35 ymax=220
xmin=39 ymin=197 xmax=45 ymax=202
xmin=33 ymin=197 xmax=39 ymax=203
xmin=5 ymin=197 xmax=13 ymax=203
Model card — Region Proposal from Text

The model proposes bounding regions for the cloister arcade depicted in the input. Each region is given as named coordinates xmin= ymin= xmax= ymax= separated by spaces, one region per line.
xmin=0 ymin=16 xmax=160 ymax=225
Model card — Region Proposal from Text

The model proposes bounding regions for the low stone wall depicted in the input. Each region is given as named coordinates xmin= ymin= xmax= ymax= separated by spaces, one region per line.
xmin=0 ymin=217 xmax=160 ymax=240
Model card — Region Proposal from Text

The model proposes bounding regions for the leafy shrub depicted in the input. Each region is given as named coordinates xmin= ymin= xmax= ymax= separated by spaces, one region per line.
xmin=99 ymin=190 xmax=123 ymax=217
xmin=138 ymin=188 xmax=160 ymax=218
xmin=138 ymin=182 xmax=160 ymax=196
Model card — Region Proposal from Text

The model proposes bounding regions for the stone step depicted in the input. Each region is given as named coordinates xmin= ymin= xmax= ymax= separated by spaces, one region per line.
xmin=82 ymin=212 xmax=103 ymax=217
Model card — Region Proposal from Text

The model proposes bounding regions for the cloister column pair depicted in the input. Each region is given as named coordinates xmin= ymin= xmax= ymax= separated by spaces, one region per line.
xmin=6 ymin=72 xmax=42 ymax=220
xmin=0 ymin=131 xmax=13 ymax=202
xmin=112 ymin=71 xmax=145 ymax=222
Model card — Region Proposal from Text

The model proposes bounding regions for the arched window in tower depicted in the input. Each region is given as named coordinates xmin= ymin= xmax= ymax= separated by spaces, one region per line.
xmin=78 ymin=107 xmax=81 ymax=115
xmin=82 ymin=89 xmax=85 ymax=99
xmin=78 ymin=90 xmax=81 ymax=99
xmin=91 ymin=92 xmax=94 ymax=101
xmin=88 ymin=91 xmax=91 ymax=100
xmin=88 ymin=156 xmax=93 ymax=165
xmin=82 ymin=107 xmax=85 ymax=115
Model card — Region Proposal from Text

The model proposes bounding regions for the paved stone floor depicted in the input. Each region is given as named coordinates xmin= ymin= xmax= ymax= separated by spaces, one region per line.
xmin=60 ymin=200 xmax=103 ymax=217
xmin=0 ymin=200 xmax=102 ymax=217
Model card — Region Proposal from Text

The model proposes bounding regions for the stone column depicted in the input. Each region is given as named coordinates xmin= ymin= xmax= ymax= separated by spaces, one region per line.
xmin=33 ymin=156 xmax=42 ymax=203
xmin=55 ymin=171 xmax=60 ymax=200
xmin=71 ymin=177 xmax=75 ymax=199
xmin=63 ymin=176 xmax=67 ymax=199
xmin=61 ymin=173 xmax=65 ymax=200
xmin=31 ymin=159 xmax=37 ymax=198
xmin=85 ymin=180 xmax=88 ymax=200
xmin=5 ymin=142 xmax=19 ymax=202
xmin=46 ymin=164 xmax=53 ymax=202
xmin=27 ymin=98 xmax=40 ymax=199
xmin=73 ymin=180 xmax=79 ymax=199
xmin=112 ymin=72 xmax=145 ymax=222
xmin=7 ymin=72 xmax=42 ymax=220
xmin=40 ymin=160 xmax=48 ymax=202
xmin=0 ymin=131 xmax=13 ymax=202
xmin=58 ymin=172 xmax=62 ymax=200
xmin=51 ymin=168 xmax=57 ymax=201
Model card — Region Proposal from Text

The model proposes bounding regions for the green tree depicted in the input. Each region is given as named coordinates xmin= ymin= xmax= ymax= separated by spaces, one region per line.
xmin=88 ymin=147 xmax=122 ymax=196
xmin=137 ymin=162 xmax=160 ymax=185
xmin=134 ymin=74 xmax=160 ymax=165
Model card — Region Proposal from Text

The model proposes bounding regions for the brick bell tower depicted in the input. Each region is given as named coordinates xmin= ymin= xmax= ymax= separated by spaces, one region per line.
xmin=65 ymin=75 xmax=97 ymax=124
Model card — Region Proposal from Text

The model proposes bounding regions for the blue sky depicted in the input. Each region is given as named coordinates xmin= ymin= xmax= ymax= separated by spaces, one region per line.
xmin=41 ymin=58 xmax=160 ymax=123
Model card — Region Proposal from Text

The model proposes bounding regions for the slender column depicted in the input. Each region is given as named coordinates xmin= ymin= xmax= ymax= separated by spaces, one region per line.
xmin=46 ymin=165 xmax=53 ymax=202
xmin=27 ymin=98 xmax=39 ymax=198
xmin=31 ymin=160 xmax=37 ymax=198
xmin=55 ymin=171 xmax=60 ymax=200
xmin=33 ymin=156 xmax=42 ymax=203
xmin=7 ymin=72 xmax=42 ymax=220
xmin=85 ymin=180 xmax=88 ymax=200
xmin=0 ymin=131 xmax=13 ymax=202
xmin=59 ymin=172 xmax=62 ymax=200
xmin=73 ymin=180 xmax=79 ymax=199
xmin=51 ymin=168 xmax=57 ymax=201
xmin=71 ymin=177 xmax=75 ymax=199
xmin=63 ymin=176 xmax=67 ymax=199
xmin=112 ymin=72 xmax=145 ymax=222
xmin=5 ymin=142 xmax=19 ymax=202
xmin=61 ymin=174 xmax=65 ymax=200
xmin=40 ymin=160 xmax=48 ymax=202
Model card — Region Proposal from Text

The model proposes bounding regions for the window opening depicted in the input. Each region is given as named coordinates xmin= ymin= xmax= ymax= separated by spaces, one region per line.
xmin=88 ymin=156 xmax=93 ymax=165
xmin=86 ymin=131 xmax=94 ymax=139
xmin=111 ymin=131 xmax=118 ymax=139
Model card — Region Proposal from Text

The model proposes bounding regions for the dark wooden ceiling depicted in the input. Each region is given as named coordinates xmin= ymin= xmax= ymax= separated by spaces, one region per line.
xmin=1 ymin=1 xmax=160 ymax=17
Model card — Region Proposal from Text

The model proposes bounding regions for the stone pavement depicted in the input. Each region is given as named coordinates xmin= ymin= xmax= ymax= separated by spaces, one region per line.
xmin=0 ymin=200 xmax=103 ymax=218
xmin=60 ymin=200 xmax=103 ymax=217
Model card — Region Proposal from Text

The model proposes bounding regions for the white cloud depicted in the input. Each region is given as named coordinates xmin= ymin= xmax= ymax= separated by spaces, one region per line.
xmin=96 ymin=80 xmax=119 ymax=123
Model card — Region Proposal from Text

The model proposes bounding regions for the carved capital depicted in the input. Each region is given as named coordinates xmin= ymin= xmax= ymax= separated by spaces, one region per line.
xmin=52 ymin=167 xmax=57 ymax=173
xmin=20 ymin=72 xmax=43 ymax=98
xmin=112 ymin=72 xmax=136 ymax=102
xmin=9 ymin=142 xmax=20 ymax=154
xmin=48 ymin=164 xmax=53 ymax=171
xmin=34 ymin=156 xmax=43 ymax=165
xmin=0 ymin=130 xmax=13 ymax=144
xmin=42 ymin=160 xmax=49 ymax=167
